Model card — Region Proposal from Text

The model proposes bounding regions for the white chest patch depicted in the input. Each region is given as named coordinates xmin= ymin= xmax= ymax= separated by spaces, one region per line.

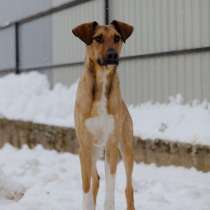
xmin=85 ymin=71 xmax=114 ymax=148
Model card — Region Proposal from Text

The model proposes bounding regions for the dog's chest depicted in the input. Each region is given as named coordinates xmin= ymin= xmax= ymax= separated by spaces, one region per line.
xmin=85 ymin=71 xmax=114 ymax=147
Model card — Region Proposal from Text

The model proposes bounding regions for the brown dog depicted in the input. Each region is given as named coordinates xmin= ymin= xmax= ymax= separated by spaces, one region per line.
xmin=72 ymin=20 xmax=135 ymax=210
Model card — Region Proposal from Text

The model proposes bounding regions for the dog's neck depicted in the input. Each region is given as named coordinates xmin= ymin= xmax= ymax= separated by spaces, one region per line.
xmin=86 ymin=58 xmax=116 ymax=102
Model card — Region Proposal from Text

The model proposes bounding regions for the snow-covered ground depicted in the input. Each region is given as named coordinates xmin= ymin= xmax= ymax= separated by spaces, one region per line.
xmin=0 ymin=72 xmax=210 ymax=145
xmin=0 ymin=144 xmax=209 ymax=210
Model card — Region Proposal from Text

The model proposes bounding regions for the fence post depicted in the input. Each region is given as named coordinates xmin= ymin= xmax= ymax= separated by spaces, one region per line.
xmin=105 ymin=0 xmax=109 ymax=24
xmin=15 ymin=23 xmax=20 ymax=74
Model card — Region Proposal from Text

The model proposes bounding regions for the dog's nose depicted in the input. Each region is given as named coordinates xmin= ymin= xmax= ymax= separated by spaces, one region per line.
xmin=104 ymin=48 xmax=119 ymax=65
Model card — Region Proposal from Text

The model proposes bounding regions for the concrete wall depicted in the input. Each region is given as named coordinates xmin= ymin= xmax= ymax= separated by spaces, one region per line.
xmin=0 ymin=118 xmax=210 ymax=172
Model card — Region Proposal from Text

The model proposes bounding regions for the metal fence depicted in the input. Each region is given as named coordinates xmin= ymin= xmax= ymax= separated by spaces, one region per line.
xmin=0 ymin=0 xmax=210 ymax=74
xmin=0 ymin=0 xmax=96 ymax=74
xmin=0 ymin=0 xmax=210 ymax=103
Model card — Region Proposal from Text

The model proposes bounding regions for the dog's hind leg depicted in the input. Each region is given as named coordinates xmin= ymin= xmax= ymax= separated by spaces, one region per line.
xmin=120 ymin=137 xmax=135 ymax=210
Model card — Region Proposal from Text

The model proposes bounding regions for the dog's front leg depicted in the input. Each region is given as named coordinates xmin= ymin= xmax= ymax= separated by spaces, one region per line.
xmin=104 ymin=138 xmax=118 ymax=210
xmin=79 ymin=147 xmax=95 ymax=210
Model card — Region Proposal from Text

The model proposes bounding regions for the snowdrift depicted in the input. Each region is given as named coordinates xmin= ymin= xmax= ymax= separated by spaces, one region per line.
xmin=0 ymin=72 xmax=209 ymax=146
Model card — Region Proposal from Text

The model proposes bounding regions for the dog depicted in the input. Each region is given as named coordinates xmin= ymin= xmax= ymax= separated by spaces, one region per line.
xmin=72 ymin=20 xmax=135 ymax=210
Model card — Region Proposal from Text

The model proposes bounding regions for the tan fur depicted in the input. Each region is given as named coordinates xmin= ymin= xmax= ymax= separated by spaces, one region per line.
xmin=73 ymin=21 xmax=135 ymax=210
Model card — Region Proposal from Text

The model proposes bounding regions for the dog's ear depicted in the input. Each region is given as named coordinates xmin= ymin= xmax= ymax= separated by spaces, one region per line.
xmin=72 ymin=21 xmax=98 ymax=45
xmin=111 ymin=20 xmax=133 ymax=42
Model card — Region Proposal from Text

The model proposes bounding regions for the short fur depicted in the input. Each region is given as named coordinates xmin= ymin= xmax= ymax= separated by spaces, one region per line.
xmin=72 ymin=20 xmax=135 ymax=210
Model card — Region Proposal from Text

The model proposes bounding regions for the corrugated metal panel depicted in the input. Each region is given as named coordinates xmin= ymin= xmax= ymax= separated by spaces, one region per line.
xmin=201 ymin=53 xmax=210 ymax=99
xmin=201 ymin=0 xmax=210 ymax=46
xmin=4 ymin=0 xmax=206 ymax=105
xmin=52 ymin=0 xmax=104 ymax=65
xmin=19 ymin=16 xmax=52 ymax=68
xmin=52 ymin=0 xmax=75 ymax=7
xmin=0 ymin=0 xmax=51 ymax=25
xmin=47 ymin=0 xmax=210 ymax=105
xmin=18 ymin=1 xmax=101 ymax=69
xmin=176 ymin=0 xmax=185 ymax=49
xmin=110 ymin=0 xmax=210 ymax=56
xmin=118 ymin=53 xmax=210 ymax=104
xmin=52 ymin=65 xmax=83 ymax=87
xmin=0 ymin=26 xmax=15 ymax=70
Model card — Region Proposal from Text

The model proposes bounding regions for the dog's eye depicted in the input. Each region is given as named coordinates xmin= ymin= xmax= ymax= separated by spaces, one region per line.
xmin=94 ymin=35 xmax=104 ymax=43
xmin=114 ymin=35 xmax=121 ymax=43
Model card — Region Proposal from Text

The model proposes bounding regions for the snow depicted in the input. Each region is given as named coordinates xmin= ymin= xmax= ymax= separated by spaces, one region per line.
xmin=0 ymin=72 xmax=77 ymax=127
xmin=0 ymin=168 xmax=25 ymax=201
xmin=0 ymin=72 xmax=210 ymax=145
xmin=129 ymin=99 xmax=210 ymax=145
xmin=0 ymin=144 xmax=209 ymax=210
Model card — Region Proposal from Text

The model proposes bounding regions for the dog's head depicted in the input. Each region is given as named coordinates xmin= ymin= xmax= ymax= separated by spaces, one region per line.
xmin=72 ymin=20 xmax=133 ymax=68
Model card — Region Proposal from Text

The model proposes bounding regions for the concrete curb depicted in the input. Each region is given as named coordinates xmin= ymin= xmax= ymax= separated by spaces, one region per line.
xmin=134 ymin=138 xmax=210 ymax=172
xmin=0 ymin=118 xmax=209 ymax=172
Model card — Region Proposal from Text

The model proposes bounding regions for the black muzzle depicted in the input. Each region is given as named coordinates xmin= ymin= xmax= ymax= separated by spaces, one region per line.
xmin=98 ymin=48 xmax=119 ymax=66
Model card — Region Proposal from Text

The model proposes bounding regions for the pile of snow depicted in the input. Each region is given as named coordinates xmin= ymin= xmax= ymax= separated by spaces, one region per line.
xmin=130 ymin=96 xmax=210 ymax=145
xmin=0 ymin=72 xmax=77 ymax=127
xmin=0 ymin=168 xmax=25 ymax=201
xmin=0 ymin=144 xmax=209 ymax=210
xmin=0 ymin=72 xmax=210 ymax=145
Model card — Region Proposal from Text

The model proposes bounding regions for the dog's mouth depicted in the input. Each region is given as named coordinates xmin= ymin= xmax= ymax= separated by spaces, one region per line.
xmin=97 ymin=58 xmax=119 ymax=66
xmin=97 ymin=48 xmax=119 ymax=67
